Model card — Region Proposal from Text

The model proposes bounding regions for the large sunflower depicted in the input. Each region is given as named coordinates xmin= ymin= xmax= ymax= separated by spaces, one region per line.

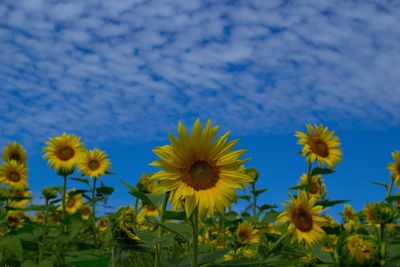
xmin=387 ymin=151 xmax=400 ymax=187
xmin=78 ymin=148 xmax=111 ymax=178
xmin=295 ymin=124 xmax=342 ymax=169
xmin=0 ymin=160 xmax=28 ymax=190
xmin=276 ymin=191 xmax=327 ymax=246
xmin=43 ymin=133 xmax=86 ymax=173
xmin=2 ymin=142 xmax=27 ymax=165
xmin=150 ymin=119 xmax=252 ymax=218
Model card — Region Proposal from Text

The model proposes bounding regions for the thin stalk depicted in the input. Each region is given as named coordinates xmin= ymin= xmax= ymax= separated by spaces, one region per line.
xmin=306 ymin=162 xmax=312 ymax=197
xmin=92 ymin=177 xmax=98 ymax=247
xmin=62 ymin=174 xmax=67 ymax=232
xmin=190 ymin=208 xmax=199 ymax=267
xmin=39 ymin=199 xmax=49 ymax=262
xmin=387 ymin=178 xmax=394 ymax=199
xmin=222 ymin=207 xmax=226 ymax=249
xmin=268 ymin=233 xmax=287 ymax=255
xmin=251 ymin=182 xmax=257 ymax=217
xmin=155 ymin=192 xmax=169 ymax=267
xmin=134 ymin=196 xmax=139 ymax=212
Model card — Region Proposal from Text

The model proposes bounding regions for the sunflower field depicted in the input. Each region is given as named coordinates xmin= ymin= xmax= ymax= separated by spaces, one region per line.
xmin=0 ymin=119 xmax=399 ymax=267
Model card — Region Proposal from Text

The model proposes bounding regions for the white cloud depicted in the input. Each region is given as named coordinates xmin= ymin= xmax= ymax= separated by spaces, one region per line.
xmin=0 ymin=0 xmax=400 ymax=147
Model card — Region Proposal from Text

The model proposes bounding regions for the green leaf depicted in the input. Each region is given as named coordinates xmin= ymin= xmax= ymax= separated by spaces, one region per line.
xmin=315 ymin=199 xmax=349 ymax=208
xmin=96 ymin=186 xmax=114 ymax=195
xmin=67 ymin=258 xmax=111 ymax=267
xmin=236 ymin=195 xmax=251 ymax=201
xmin=0 ymin=236 xmax=23 ymax=261
xmin=251 ymin=188 xmax=267 ymax=197
xmin=259 ymin=204 xmax=278 ymax=211
xmin=386 ymin=195 xmax=400 ymax=203
xmin=311 ymin=168 xmax=335 ymax=176
xmin=288 ymin=184 xmax=309 ymax=191
xmin=148 ymin=218 xmax=191 ymax=242
xmin=129 ymin=189 xmax=163 ymax=210
xmin=262 ymin=211 xmax=279 ymax=223
xmin=209 ymin=257 xmax=288 ymax=266
xmin=71 ymin=177 xmax=90 ymax=186
xmin=178 ymin=250 xmax=229 ymax=266
xmin=38 ymin=260 xmax=54 ymax=267
xmin=164 ymin=210 xmax=186 ymax=220
xmin=21 ymin=260 xmax=37 ymax=267
xmin=312 ymin=247 xmax=334 ymax=263
xmin=120 ymin=180 xmax=136 ymax=191
xmin=69 ymin=189 xmax=88 ymax=196
xmin=370 ymin=181 xmax=388 ymax=190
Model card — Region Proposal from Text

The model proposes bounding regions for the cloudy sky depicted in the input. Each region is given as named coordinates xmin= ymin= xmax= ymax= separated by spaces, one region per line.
xmin=1 ymin=0 xmax=400 ymax=216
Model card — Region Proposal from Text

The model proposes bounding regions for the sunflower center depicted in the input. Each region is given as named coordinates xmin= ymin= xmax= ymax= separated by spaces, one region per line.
xmin=8 ymin=216 xmax=19 ymax=226
xmin=146 ymin=205 xmax=157 ymax=212
xmin=309 ymin=138 xmax=329 ymax=158
xmin=67 ymin=197 xmax=76 ymax=208
xmin=10 ymin=153 xmax=21 ymax=162
xmin=293 ymin=208 xmax=313 ymax=232
xmin=183 ymin=158 xmax=219 ymax=190
xmin=9 ymin=171 xmax=21 ymax=182
xmin=57 ymin=146 xmax=75 ymax=161
xmin=238 ymin=229 xmax=250 ymax=242
xmin=309 ymin=182 xmax=319 ymax=194
xmin=88 ymin=160 xmax=100 ymax=170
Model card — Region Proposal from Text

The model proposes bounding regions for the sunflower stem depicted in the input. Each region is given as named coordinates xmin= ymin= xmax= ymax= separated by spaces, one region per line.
xmin=155 ymin=192 xmax=169 ymax=267
xmin=251 ymin=181 xmax=257 ymax=218
xmin=268 ymin=233 xmax=287 ymax=255
xmin=92 ymin=177 xmax=98 ymax=248
xmin=39 ymin=198 xmax=49 ymax=262
xmin=190 ymin=208 xmax=199 ymax=267
xmin=62 ymin=173 xmax=67 ymax=231
xmin=222 ymin=207 xmax=226 ymax=249
xmin=387 ymin=178 xmax=394 ymax=199
xmin=306 ymin=162 xmax=312 ymax=198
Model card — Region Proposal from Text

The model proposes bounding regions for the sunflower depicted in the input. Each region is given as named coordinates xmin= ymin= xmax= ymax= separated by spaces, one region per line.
xmin=299 ymin=174 xmax=326 ymax=199
xmin=343 ymin=205 xmax=357 ymax=222
xmin=236 ymin=222 xmax=260 ymax=245
xmin=364 ymin=203 xmax=379 ymax=225
xmin=78 ymin=148 xmax=110 ymax=178
xmin=137 ymin=173 xmax=157 ymax=194
xmin=140 ymin=204 xmax=159 ymax=218
xmin=150 ymin=119 xmax=252 ymax=219
xmin=276 ymin=191 xmax=327 ymax=247
xmin=7 ymin=211 xmax=24 ymax=228
xmin=43 ymin=133 xmax=86 ymax=173
xmin=80 ymin=204 xmax=92 ymax=221
xmin=295 ymin=124 xmax=342 ymax=169
xmin=65 ymin=192 xmax=83 ymax=214
xmin=34 ymin=211 xmax=45 ymax=224
xmin=347 ymin=234 xmax=375 ymax=264
xmin=119 ymin=207 xmax=140 ymax=241
xmin=97 ymin=216 xmax=110 ymax=232
xmin=8 ymin=190 xmax=32 ymax=208
xmin=0 ymin=160 xmax=28 ymax=190
xmin=2 ymin=142 xmax=27 ymax=165
xmin=387 ymin=151 xmax=400 ymax=187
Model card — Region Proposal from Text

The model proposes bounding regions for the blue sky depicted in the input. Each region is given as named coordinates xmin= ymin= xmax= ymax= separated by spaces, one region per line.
xmin=1 ymin=0 xmax=400 ymax=219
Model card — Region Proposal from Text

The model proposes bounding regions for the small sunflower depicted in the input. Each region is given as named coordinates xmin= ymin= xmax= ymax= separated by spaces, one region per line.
xmin=2 ymin=142 xmax=27 ymax=164
xmin=7 ymin=211 xmax=24 ymax=228
xmin=276 ymin=191 xmax=327 ymax=247
xmin=347 ymin=234 xmax=375 ymax=264
xmin=119 ymin=207 xmax=140 ymax=241
xmin=343 ymin=205 xmax=357 ymax=222
xmin=299 ymin=174 xmax=326 ymax=199
xmin=140 ymin=204 xmax=159 ymax=218
xmin=65 ymin=192 xmax=83 ymax=214
xmin=364 ymin=203 xmax=379 ymax=225
xmin=387 ymin=151 xmax=400 ymax=187
xmin=34 ymin=211 xmax=45 ymax=224
xmin=0 ymin=160 xmax=28 ymax=190
xmin=137 ymin=173 xmax=157 ymax=194
xmin=8 ymin=190 xmax=32 ymax=208
xmin=236 ymin=222 xmax=260 ymax=245
xmin=295 ymin=124 xmax=342 ymax=168
xmin=43 ymin=133 xmax=86 ymax=173
xmin=97 ymin=216 xmax=110 ymax=232
xmin=80 ymin=204 xmax=92 ymax=221
xmin=150 ymin=119 xmax=253 ymax=219
xmin=78 ymin=148 xmax=110 ymax=178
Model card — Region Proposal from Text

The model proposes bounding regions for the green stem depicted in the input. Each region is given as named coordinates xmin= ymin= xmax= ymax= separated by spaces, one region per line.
xmin=134 ymin=196 xmax=139 ymax=212
xmin=39 ymin=199 xmax=49 ymax=262
xmin=62 ymin=174 xmax=67 ymax=231
xmin=222 ymin=207 xmax=226 ymax=249
xmin=268 ymin=233 xmax=287 ymax=255
xmin=251 ymin=182 xmax=257 ymax=217
xmin=155 ymin=192 xmax=169 ymax=267
xmin=387 ymin=178 xmax=394 ymax=199
xmin=92 ymin=177 xmax=98 ymax=247
xmin=190 ymin=208 xmax=199 ymax=267
xmin=306 ymin=162 xmax=312 ymax=197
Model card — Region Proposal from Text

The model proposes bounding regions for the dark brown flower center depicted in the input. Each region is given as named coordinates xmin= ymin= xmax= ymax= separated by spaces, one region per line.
xmin=10 ymin=153 xmax=21 ymax=162
xmin=8 ymin=216 xmax=20 ymax=227
xmin=309 ymin=182 xmax=319 ymax=194
xmin=67 ymin=197 xmax=76 ymax=208
xmin=238 ymin=229 xmax=251 ymax=243
xmin=397 ymin=165 xmax=400 ymax=175
xmin=9 ymin=171 xmax=21 ymax=182
xmin=182 ymin=158 xmax=219 ymax=190
xmin=309 ymin=138 xmax=329 ymax=158
xmin=57 ymin=146 xmax=75 ymax=161
xmin=146 ymin=205 xmax=157 ymax=212
xmin=293 ymin=208 xmax=313 ymax=232
xmin=88 ymin=160 xmax=100 ymax=170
